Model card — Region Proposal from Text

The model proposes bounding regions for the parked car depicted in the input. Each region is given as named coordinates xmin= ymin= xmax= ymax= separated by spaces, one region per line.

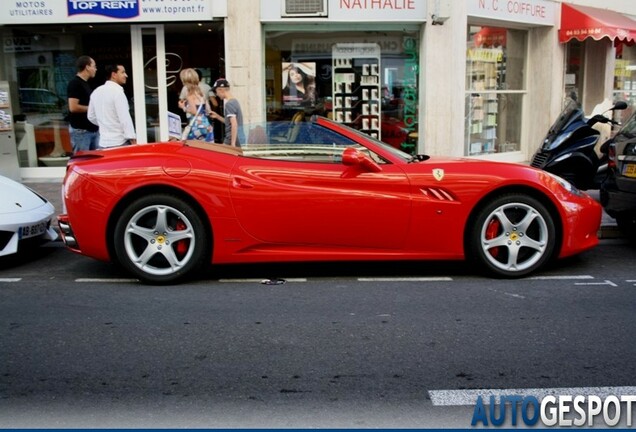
xmin=600 ymin=111 xmax=636 ymax=240
xmin=58 ymin=116 xmax=602 ymax=284
xmin=0 ymin=175 xmax=58 ymax=257
xmin=18 ymin=88 xmax=66 ymax=113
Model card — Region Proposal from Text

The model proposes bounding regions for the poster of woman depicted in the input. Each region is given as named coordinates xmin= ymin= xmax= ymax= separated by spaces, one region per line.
xmin=282 ymin=62 xmax=317 ymax=108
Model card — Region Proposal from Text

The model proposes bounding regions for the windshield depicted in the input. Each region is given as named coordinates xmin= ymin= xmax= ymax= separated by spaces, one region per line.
xmin=548 ymin=97 xmax=582 ymax=135
xmin=229 ymin=117 xmax=416 ymax=164
xmin=321 ymin=118 xmax=415 ymax=163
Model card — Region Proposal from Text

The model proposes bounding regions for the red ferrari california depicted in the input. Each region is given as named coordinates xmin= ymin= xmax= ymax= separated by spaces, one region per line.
xmin=58 ymin=116 xmax=601 ymax=284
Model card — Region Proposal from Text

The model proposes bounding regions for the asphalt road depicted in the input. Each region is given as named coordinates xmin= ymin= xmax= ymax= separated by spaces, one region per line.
xmin=1 ymin=239 xmax=635 ymax=428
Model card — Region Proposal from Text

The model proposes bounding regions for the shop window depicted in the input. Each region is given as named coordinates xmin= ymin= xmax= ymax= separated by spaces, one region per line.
xmin=465 ymin=26 xmax=527 ymax=156
xmin=0 ymin=29 xmax=76 ymax=167
xmin=265 ymin=29 xmax=420 ymax=154
xmin=0 ymin=25 xmax=135 ymax=167
xmin=565 ymin=40 xmax=584 ymax=102
xmin=613 ymin=41 xmax=636 ymax=123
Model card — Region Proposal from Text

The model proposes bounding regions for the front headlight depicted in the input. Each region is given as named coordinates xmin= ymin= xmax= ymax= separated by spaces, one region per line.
xmin=24 ymin=186 xmax=48 ymax=204
xmin=546 ymin=171 xmax=583 ymax=196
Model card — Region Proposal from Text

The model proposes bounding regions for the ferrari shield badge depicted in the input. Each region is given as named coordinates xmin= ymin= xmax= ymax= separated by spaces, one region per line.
xmin=433 ymin=168 xmax=445 ymax=181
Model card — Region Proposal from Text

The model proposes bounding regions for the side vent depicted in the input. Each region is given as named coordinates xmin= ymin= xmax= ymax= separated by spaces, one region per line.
xmin=283 ymin=0 xmax=328 ymax=17
xmin=420 ymin=187 xmax=458 ymax=202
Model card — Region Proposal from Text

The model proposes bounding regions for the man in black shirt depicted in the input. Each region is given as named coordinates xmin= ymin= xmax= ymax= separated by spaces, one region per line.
xmin=67 ymin=55 xmax=99 ymax=152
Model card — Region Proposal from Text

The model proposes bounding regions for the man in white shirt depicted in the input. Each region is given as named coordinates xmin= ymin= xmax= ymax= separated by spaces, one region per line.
xmin=88 ymin=64 xmax=136 ymax=148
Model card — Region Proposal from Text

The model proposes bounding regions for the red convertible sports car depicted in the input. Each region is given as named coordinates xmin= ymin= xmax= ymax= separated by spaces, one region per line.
xmin=58 ymin=116 xmax=602 ymax=284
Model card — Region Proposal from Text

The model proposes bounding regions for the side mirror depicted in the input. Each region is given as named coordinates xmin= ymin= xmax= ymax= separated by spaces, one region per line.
xmin=341 ymin=147 xmax=382 ymax=173
xmin=612 ymin=101 xmax=629 ymax=111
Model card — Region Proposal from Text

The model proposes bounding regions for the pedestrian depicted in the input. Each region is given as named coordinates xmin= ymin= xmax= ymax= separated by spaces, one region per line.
xmin=87 ymin=64 xmax=136 ymax=148
xmin=207 ymin=81 xmax=224 ymax=144
xmin=177 ymin=68 xmax=213 ymax=141
xmin=177 ymin=68 xmax=223 ymax=143
xmin=210 ymin=79 xmax=244 ymax=147
xmin=178 ymin=68 xmax=212 ymax=103
xmin=67 ymin=55 xmax=100 ymax=152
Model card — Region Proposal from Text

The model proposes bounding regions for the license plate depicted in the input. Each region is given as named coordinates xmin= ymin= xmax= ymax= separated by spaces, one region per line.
xmin=19 ymin=221 xmax=47 ymax=239
xmin=624 ymin=164 xmax=636 ymax=178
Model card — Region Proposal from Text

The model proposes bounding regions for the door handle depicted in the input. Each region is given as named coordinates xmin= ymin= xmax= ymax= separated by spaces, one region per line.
xmin=232 ymin=177 xmax=254 ymax=189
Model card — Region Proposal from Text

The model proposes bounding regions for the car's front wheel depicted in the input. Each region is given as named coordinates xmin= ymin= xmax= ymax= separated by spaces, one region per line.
xmin=467 ymin=194 xmax=556 ymax=278
xmin=113 ymin=194 xmax=209 ymax=284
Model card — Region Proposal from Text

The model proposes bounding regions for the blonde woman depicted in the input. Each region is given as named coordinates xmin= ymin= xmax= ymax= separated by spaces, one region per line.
xmin=178 ymin=68 xmax=213 ymax=141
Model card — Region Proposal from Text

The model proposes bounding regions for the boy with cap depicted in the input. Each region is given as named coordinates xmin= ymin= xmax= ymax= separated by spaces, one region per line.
xmin=210 ymin=78 xmax=244 ymax=147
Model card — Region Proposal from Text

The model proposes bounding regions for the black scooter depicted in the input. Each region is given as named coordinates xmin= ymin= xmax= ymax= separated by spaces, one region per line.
xmin=530 ymin=95 xmax=628 ymax=190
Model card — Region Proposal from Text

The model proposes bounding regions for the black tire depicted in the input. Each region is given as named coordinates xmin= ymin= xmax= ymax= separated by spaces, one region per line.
xmin=113 ymin=194 xmax=209 ymax=284
xmin=466 ymin=194 xmax=556 ymax=278
xmin=615 ymin=212 xmax=636 ymax=243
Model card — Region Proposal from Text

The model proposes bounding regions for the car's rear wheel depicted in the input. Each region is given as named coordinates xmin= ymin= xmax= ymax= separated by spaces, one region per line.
xmin=467 ymin=194 xmax=556 ymax=277
xmin=113 ymin=194 xmax=209 ymax=284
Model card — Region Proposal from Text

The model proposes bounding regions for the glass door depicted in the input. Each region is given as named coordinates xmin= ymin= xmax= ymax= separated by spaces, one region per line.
xmin=131 ymin=24 xmax=169 ymax=143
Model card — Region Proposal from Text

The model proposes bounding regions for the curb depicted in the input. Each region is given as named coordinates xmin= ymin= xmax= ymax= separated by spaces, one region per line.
xmin=598 ymin=225 xmax=622 ymax=240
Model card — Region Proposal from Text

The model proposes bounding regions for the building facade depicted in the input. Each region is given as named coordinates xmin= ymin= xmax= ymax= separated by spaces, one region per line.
xmin=0 ymin=0 xmax=635 ymax=180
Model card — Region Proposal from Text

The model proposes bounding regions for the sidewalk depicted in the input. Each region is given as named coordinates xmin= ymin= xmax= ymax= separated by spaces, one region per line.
xmin=23 ymin=180 xmax=622 ymax=240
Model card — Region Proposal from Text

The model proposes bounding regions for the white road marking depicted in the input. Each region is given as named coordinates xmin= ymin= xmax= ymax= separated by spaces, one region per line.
xmin=429 ymin=386 xmax=636 ymax=406
xmin=575 ymin=280 xmax=618 ymax=287
xmin=529 ymin=275 xmax=594 ymax=280
xmin=218 ymin=278 xmax=307 ymax=283
xmin=488 ymin=288 xmax=526 ymax=299
xmin=357 ymin=277 xmax=453 ymax=282
xmin=75 ymin=278 xmax=139 ymax=283
xmin=1 ymin=274 xmax=617 ymax=286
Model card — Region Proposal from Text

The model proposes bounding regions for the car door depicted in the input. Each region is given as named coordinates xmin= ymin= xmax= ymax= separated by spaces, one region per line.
xmin=229 ymin=129 xmax=412 ymax=250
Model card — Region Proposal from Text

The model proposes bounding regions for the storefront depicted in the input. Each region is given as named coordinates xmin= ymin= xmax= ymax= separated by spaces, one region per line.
xmin=464 ymin=0 xmax=557 ymax=161
xmin=560 ymin=3 xmax=636 ymax=122
xmin=6 ymin=0 xmax=636 ymax=182
xmin=261 ymin=0 xmax=426 ymax=153
xmin=0 ymin=0 xmax=227 ymax=179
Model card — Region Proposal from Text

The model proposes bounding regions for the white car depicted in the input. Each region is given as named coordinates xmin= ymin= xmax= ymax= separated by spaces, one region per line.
xmin=0 ymin=175 xmax=58 ymax=257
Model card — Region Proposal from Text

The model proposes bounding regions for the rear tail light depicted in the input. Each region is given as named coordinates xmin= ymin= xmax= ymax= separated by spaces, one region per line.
xmin=608 ymin=143 xmax=617 ymax=169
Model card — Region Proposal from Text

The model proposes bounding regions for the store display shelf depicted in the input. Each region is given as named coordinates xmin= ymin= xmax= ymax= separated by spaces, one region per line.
xmin=332 ymin=43 xmax=381 ymax=138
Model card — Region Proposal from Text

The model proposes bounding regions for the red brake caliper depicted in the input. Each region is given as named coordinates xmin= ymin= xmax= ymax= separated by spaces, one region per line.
xmin=485 ymin=218 xmax=500 ymax=258
xmin=175 ymin=219 xmax=188 ymax=257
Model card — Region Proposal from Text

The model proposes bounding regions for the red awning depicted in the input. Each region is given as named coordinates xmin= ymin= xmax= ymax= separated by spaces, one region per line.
xmin=559 ymin=3 xmax=636 ymax=44
xmin=474 ymin=27 xmax=507 ymax=48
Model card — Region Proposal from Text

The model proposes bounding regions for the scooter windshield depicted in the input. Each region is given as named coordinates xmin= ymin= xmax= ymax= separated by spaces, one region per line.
xmin=548 ymin=98 xmax=582 ymax=135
